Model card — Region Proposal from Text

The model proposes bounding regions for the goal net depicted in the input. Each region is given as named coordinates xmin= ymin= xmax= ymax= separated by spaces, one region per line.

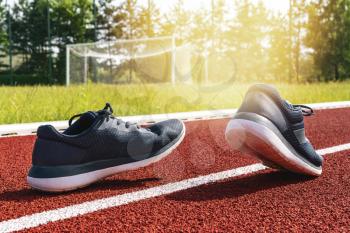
xmin=66 ymin=36 xmax=193 ymax=85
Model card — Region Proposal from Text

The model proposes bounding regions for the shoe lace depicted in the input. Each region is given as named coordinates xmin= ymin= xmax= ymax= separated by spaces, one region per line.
xmin=68 ymin=103 xmax=140 ymax=129
xmin=293 ymin=104 xmax=314 ymax=116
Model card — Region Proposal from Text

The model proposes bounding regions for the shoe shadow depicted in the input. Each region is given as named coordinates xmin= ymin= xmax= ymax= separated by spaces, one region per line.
xmin=166 ymin=170 xmax=316 ymax=202
xmin=0 ymin=177 xmax=160 ymax=202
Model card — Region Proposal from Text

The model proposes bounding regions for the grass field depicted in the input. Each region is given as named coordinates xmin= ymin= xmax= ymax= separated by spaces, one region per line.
xmin=0 ymin=82 xmax=349 ymax=124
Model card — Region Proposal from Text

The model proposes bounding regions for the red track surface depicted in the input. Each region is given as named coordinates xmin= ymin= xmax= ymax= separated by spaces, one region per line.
xmin=1 ymin=108 xmax=350 ymax=232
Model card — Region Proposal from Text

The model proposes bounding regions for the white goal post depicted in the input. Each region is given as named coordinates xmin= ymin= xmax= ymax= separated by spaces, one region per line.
xmin=65 ymin=36 xmax=193 ymax=86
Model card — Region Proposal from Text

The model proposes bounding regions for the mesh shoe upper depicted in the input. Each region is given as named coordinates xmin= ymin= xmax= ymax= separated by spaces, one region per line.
xmin=32 ymin=104 xmax=184 ymax=166
xmin=237 ymin=84 xmax=323 ymax=167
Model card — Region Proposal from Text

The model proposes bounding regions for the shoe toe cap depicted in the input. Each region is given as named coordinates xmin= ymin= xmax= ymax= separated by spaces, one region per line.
xmin=300 ymin=142 xmax=324 ymax=167
xmin=150 ymin=119 xmax=184 ymax=141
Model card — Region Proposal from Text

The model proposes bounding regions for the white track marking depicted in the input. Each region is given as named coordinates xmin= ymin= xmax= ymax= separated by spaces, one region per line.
xmin=317 ymin=143 xmax=350 ymax=156
xmin=1 ymin=143 xmax=350 ymax=232
xmin=1 ymin=101 xmax=350 ymax=137
xmin=307 ymin=101 xmax=350 ymax=110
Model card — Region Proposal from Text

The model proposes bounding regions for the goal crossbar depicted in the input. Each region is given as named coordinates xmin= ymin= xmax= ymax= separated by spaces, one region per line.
xmin=66 ymin=36 xmax=177 ymax=86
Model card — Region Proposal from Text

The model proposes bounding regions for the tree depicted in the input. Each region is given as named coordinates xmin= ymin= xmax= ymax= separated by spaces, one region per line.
xmin=189 ymin=7 xmax=211 ymax=51
xmin=285 ymin=0 xmax=308 ymax=82
xmin=227 ymin=0 xmax=271 ymax=81
xmin=11 ymin=0 xmax=48 ymax=76
xmin=268 ymin=14 xmax=290 ymax=82
xmin=111 ymin=0 xmax=140 ymax=39
xmin=305 ymin=0 xmax=350 ymax=81
xmin=52 ymin=0 xmax=94 ymax=82
xmin=10 ymin=0 xmax=94 ymax=83
xmin=94 ymin=0 xmax=114 ymax=41
xmin=0 ymin=0 xmax=8 ymax=71
xmin=137 ymin=0 xmax=161 ymax=37
xmin=161 ymin=0 xmax=191 ymax=43
xmin=210 ymin=0 xmax=228 ymax=52
xmin=292 ymin=0 xmax=307 ymax=82
xmin=187 ymin=0 xmax=230 ymax=83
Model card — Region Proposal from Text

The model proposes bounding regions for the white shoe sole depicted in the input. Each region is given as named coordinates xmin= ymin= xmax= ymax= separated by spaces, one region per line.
xmin=225 ymin=118 xmax=322 ymax=176
xmin=27 ymin=123 xmax=186 ymax=192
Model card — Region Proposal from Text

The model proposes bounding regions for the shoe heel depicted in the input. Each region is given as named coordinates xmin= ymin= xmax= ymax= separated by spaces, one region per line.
xmin=225 ymin=117 xmax=322 ymax=176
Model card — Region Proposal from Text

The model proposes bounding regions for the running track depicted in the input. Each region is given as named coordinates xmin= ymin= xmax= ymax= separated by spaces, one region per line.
xmin=0 ymin=108 xmax=350 ymax=232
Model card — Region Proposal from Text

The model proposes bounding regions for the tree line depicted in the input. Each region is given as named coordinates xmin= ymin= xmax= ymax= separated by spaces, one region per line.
xmin=0 ymin=0 xmax=350 ymax=84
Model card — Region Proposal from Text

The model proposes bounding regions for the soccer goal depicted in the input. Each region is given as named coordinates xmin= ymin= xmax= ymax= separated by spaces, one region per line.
xmin=66 ymin=36 xmax=193 ymax=85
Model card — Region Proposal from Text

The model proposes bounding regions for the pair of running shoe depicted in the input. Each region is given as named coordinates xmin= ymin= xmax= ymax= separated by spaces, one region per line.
xmin=27 ymin=84 xmax=323 ymax=192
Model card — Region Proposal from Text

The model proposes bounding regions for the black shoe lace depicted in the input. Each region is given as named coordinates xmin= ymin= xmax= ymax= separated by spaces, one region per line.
xmin=97 ymin=102 xmax=114 ymax=119
xmin=69 ymin=103 xmax=139 ymax=129
xmin=68 ymin=112 xmax=86 ymax=127
xmin=293 ymin=105 xmax=314 ymax=116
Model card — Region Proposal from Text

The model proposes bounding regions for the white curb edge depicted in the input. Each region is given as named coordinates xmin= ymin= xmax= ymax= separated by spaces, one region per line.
xmin=0 ymin=101 xmax=349 ymax=137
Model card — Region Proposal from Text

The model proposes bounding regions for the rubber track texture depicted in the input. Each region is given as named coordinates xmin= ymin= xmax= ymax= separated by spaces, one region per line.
xmin=0 ymin=108 xmax=349 ymax=231
xmin=29 ymin=151 xmax=350 ymax=232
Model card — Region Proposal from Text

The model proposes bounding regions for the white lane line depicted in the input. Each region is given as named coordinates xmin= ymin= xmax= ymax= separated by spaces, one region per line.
xmin=317 ymin=143 xmax=350 ymax=156
xmin=1 ymin=143 xmax=350 ymax=233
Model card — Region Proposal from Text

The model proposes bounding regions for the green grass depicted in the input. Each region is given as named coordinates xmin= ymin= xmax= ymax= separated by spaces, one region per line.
xmin=0 ymin=82 xmax=349 ymax=124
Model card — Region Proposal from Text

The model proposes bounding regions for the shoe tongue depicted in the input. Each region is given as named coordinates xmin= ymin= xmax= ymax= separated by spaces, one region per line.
xmin=284 ymin=100 xmax=294 ymax=109
xmin=79 ymin=111 xmax=98 ymax=125
xmin=64 ymin=111 xmax=98 ymax=135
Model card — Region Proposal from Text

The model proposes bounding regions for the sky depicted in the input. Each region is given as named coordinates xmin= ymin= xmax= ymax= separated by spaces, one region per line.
xmin=6 ymin=0 xmax=290 ymax=14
